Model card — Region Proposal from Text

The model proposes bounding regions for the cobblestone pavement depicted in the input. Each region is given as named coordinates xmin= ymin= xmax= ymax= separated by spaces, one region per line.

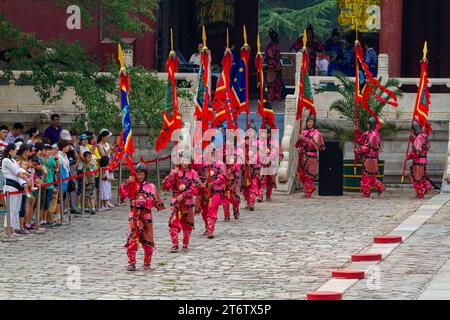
xmin=345 ymin=195 xmax=450 ymax=300
xmin=0 ymin=189 xmax=432 ymax=300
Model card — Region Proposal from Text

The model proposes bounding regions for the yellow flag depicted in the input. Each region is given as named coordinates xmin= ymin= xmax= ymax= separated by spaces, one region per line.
xmin=118 ymin=44 xmax=125 ymax=71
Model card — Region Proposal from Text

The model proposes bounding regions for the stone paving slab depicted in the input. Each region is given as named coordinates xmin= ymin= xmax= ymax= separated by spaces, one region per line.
xmin=345 ymin=197 xmax=450 ymax=300
xmin=0 ymin=189 xmax=430 ymax=299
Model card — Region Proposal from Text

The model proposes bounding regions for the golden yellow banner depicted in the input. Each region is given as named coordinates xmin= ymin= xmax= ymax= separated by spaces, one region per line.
xmin=337 ymin=0 xmax=381 ymax=33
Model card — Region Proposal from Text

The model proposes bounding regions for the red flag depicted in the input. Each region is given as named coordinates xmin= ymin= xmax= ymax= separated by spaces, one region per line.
xmin=155 ymin=111 xmax=182 ymax=152
xmin=355 ymin=43 xmax=398 ymax=130
xmin=155 ymin=54 xmax=183 ymax=152
xmin=212 ymin=50 xmax=237 ymax=129
xmin=296 ymin=49 xmax=316 ymax=121
xmin=413 ymin=60 xmax=432 ymax=133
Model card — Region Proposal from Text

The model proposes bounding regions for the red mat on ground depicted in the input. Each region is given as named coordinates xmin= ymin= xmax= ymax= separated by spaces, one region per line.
xmin=351 ymin=253 xmax=382 ymax=262
xmin=332 ymin=270 xmax=365 ymax=279
xmin=373 ymin=235 xmax=402 ymax=244
xmin=307 ymin=291 xmax=342 ymax=300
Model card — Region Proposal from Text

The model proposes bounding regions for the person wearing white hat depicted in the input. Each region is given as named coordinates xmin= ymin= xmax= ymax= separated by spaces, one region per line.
xmin=60 ymin=129 xmax=72 ymax=142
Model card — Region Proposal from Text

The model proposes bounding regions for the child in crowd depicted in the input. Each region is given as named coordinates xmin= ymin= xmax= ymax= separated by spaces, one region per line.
xmin=39 ymin=144 xmax=59 ymax=227
xmin=316 ymin=53 xmax=330 ymax=76
xmin=83 ymin=151 xmax=97 ymax=214
xmin=99 ymin=156 xmax=114 ymax=211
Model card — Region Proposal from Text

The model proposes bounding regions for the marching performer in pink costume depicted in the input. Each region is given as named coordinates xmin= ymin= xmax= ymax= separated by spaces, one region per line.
xmin=408 ymin=122 xmax=433 ymax=199
xmin=163 ymin=155 xmax=204 ymax=252
xmin=258 ymin=126 xmax=278 ymax=202
xmin=223 ymin=159 xmax=241 ymax=221
xmin=356 ymin=117 xmax=386 ymax=198
xmin=200 ymin=147 xmax=226 ymax=239
xmin=295 ymin=115 xmax=325 ymax=198
xmin=242 ymin=133 xmax=262 ymax=211
xmin=120 ymin=163 xmax=165 ymax=271
xmin=192 ymin=162 xmax=209 ymax=231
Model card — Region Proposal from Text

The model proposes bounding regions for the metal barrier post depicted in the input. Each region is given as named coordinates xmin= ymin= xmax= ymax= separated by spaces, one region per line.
xmin=59 ymin=173 xmax=64 ymax=225
xmin=81 ymin=166 xmax=86 ymax=216
xmin=4 ymin=191 xmax=11 ymax=238
xmin=97 ymin=167 xmax=103 ymax=210
xmin=35 ymin=186 xmax=45 ymax=234
xmin=116 ymin=163 xmax=122 ymax=205
xmin=156 ymin=156 xmax=161 ymax=191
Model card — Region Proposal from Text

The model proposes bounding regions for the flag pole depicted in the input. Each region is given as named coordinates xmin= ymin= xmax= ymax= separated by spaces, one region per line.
xmin=353 ymin=23 xmax=359 ymax=176
xmin=297 ymin=29 xmax=308 ymax=127
xmin=400 ymin=41 xmax=428 ymax=184
xmin=243 ymin=25 xmax=249 ymax=129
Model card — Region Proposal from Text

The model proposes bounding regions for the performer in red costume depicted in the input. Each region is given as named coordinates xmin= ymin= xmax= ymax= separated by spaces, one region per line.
xmin=408 ymin=122 xmax=433 ymax=199
xmin=193 ymin=162 xmax=209 ymax=232
xmin=163 ymin=154 xmax=204 ymax=252
xmin=242 ymin=137 xmax=261 ymax=211
xmin=203 ymin=147 xmax=226 ymax=238
xmin=223 ymin=150 xmax=241 ymax=221
xmin=119 ymin=163 xmax=165 ymax=271
xmin=355 ymin=117 xmax=386 ymax=198
xmin=295 ymin=115 xmax=325 ymax=198
xmin=258 ymin=125 xmax=278 ymax=202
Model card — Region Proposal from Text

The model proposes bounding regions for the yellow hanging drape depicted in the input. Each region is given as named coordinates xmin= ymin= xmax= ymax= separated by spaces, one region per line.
xmin=195 ymin=0 xmax=235 ymax=31
xmin=337 ymin=0 xmax=381 ymax=32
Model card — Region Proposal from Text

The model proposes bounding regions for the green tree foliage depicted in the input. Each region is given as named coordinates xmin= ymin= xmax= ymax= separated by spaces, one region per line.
xmin=0 ymin=1 xmax=190 ymax=144
xmin=259 ymin=0 xmax=338 ymax=44
xmin=316 ymin=71 xmax=403 ymax=150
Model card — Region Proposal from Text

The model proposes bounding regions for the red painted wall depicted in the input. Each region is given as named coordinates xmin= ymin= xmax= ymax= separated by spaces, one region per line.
xmin=1 ymin=0 xmax=156 ymax=70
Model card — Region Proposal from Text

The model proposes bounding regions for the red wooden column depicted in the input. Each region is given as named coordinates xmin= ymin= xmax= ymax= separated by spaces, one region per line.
xmin=379 ymin=0 xmax=404 ymax=77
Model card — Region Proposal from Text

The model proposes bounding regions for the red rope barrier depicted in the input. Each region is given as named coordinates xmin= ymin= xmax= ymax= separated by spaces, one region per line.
xmin=0 ymin=154 xmax=171 ymax=200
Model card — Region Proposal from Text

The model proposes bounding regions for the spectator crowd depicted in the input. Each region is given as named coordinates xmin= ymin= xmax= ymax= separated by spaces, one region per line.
xmin=291 ymin=25 xmax=379 ymax=77
xmin=0 ymin=114 xmax=117 ymax=237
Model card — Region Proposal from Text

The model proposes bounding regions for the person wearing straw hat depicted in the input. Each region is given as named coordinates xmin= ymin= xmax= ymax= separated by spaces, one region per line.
xmin=120 ymin=163 xmax=165 ymax=271
xmin=163 ymin=152 xmax=203 ymax=252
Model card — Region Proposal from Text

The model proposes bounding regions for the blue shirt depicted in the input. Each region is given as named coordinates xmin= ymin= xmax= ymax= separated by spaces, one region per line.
xmin=44 ymin=125 xmax=62 ymax=145
xmin=364 ymin=48 xmax=378 ymax=67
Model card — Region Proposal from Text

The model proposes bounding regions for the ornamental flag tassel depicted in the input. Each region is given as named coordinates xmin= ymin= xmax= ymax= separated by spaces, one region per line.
xmin=155 ymin=29 xmax=183 ymax=152
xmin=110 ymin=43 xmax=134 ymax=171
xmin=296 ymin=29 xmax=316 ymax=122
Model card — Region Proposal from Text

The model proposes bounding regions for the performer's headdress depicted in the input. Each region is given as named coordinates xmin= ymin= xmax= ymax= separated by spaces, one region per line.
xmin=412 ymin=121 xmax=422 ymax=136
xmin=269 ymin=28 xmax=279 ymax=44
xmin=248 ymin=119 xmax=257 ymax=131
xmin=135 ymin=162 xmax=148 ymax=179
xmin=368 ymin=117 xmax=377 ymax=131
xmin=305 ymin=114 xmax=317 ymax=128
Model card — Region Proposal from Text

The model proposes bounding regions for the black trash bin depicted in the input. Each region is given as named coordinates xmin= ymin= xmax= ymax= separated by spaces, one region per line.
xmin=319 ymin=141 xmax=343 ymax=196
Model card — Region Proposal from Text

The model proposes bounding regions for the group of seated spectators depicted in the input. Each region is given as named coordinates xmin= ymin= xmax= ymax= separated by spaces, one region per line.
xmin=0 ymin=114 xmax=116 ymax=237
xmin=291 ymin=26 xmax=379 ymax=77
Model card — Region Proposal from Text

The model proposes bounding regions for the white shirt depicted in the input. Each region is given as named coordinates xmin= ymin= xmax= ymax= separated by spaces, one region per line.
xmin=5 ymin=133 xmax=24 ymax=145
xmin=316 ymin=57 xmax=329 ymax=73
xmin=2 ymin=158 xmax=26 ymax=182
xmin=58 ymin=151 xmax=70 ymax=175
xmin=189 ymin=53 xmax=201 ymax=66
xmin=0 ymin=139 xmax=7 ymax=169
xmin=77 ymin=145 xmax=90 ymax=171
